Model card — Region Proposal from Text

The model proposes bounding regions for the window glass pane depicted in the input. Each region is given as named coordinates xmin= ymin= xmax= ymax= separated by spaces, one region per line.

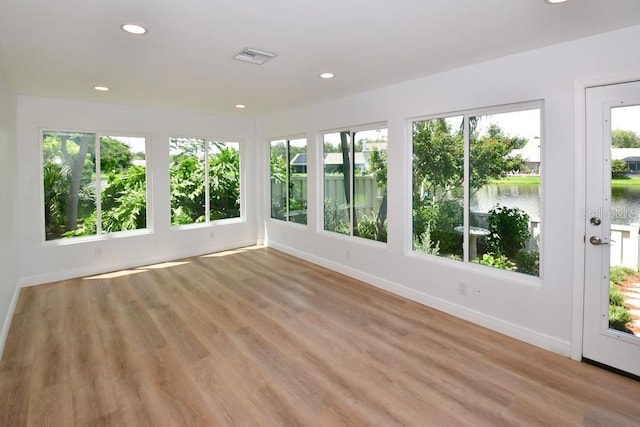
xmin=170 ymin=137 xmax=206 ymax=225
xmin=412 ymin=116 xmax=464 ymax=259
xmin=289 ymin=138 xmax=307 ymax=225
xmin=609 ymin=104 xmax=640 ymax=333
xmin=270 ymin=139 xmax=287 ymax=220
xmin=209 ymin=141 xmax=240 ymax=220
xmin=324 ymin=131 xmax=351 ymax=235
xmin=99 ymin=136 xmax=147 ymax=233
xmin=469 ymin=109 xmax=541 ymax=276
xmin=354 ymin=128 xmax=387 ymax=242
xmin=43 ymin=131 xmax=97 ymax=240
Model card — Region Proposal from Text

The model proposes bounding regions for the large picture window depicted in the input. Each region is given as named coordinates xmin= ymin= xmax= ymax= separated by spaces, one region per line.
xmin=412 ymin=104 xmax=541 ymax=276
xmin=43 ymin=131 xmax=147 ymax=241
xmin=270 ymin=137 xmax=307 ymax=224
xmin=170 ymin=138 xmax=240 ymax=226
xmin=323 ymin=126 xmax=388 ymax=242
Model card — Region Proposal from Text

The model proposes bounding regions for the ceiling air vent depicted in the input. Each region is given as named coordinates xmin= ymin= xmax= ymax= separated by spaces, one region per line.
xmin=233 ymin=48 xmax=276 ymax=65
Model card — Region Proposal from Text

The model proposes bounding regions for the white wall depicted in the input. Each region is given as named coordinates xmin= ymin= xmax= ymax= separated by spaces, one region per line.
xmin=17 ymin=97 xmax=257 ymax=285
xmin=260 ymin=25 xmax=640 ymax=356
xmin=0 ymin=71 xmax=18 ymax=357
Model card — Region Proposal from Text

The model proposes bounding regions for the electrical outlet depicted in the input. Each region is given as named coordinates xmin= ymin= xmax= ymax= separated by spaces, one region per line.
xmin=345 ymin=249 xmax=351 ymax=260
xmin=458 ymin=281 xmax=468 ymax=296
xmin=94 ymin=248 xmax=102 ymax=257
xmin=209 ymin=230 xmax=215 ymax=239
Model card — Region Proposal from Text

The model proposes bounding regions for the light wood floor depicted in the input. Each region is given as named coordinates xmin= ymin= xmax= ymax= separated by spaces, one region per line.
xmin=1 ymin=247 xmax=639 ymax=426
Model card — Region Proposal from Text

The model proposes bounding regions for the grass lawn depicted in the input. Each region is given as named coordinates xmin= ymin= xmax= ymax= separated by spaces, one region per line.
xmin=612 ymin=176 xmax=640 ymax=186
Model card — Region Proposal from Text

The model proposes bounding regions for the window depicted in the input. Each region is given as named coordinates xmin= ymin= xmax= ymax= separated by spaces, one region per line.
xmin=270 ymin=137 xmax=308 ymax=224
xmin=43 ymin=131 xmax=147 ymax=241
xmin=412 ymin=104 xmax=541 ymax=276
xmin=323 ymin=126 xmax=388 ymax=242
xmin=170 ymin=138 xmax=240 ymax=226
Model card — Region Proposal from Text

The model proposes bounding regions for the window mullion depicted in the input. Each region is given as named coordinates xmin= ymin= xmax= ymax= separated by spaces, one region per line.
xmin=350 ymin=131 xmax=355 ymax=236
xmin=95 ymin=134 xmax=102 ymax=235
xmin=463 ymin=118 xmax=470 ymax=263
xmin=204 ymin=140 xmax=210 ymax=223
xmin=286 ymin=140 xmax=290 ymax=221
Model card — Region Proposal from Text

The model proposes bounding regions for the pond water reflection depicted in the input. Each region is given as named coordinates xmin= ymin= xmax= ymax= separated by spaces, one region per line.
xmin=471 ymin=183 xmax=640 ymax=225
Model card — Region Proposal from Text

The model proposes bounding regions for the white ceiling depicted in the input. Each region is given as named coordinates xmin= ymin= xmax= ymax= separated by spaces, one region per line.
xmin=1 ymin=0 xmax=640 ymax=116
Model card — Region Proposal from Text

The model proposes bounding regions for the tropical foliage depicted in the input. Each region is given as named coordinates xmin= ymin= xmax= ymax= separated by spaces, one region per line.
xmin=169 ymin=139 xmax=240 ymax=225
xmin=44 ymin=132 xmax=241 ymax=240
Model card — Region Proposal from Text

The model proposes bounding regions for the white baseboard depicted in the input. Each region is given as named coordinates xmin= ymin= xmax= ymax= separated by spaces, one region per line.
xmin=19 ymin=240 xmax=257 ymax=287
xmin=0 ymin=284 xmax=21 ymax=361
xmin=269 ymin=241 xmax=571 ymax=357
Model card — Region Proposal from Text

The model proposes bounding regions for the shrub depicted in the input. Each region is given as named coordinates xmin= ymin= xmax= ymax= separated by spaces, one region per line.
xmin=486 ymin=205 xmax=531 ymax=259
xmin=609 ymin=266 xmax=635 ymax=285
xmin=515 ymin=250 xmax=539 ymax=276
xmin=609 ymin=282 xmax=625 ymax=306
xmin=607 ymin=267 xmax=635 ymax=332
xmin=413 ymin=226 xmax=440 ymax=255
xmin=413 ymin=199 xmax=463 ymax=255
xmin=324 ymin=199 xmax=349 ymax=234
xmin=611 ymin=159 xmax=629 ymax=178
xmin=473 ymin=253 xmax=516 ymax=271
xmin=357 ymin=213 xmax=387 ymax=242
xmin=609 ymin=304 xmax=633 ymax=331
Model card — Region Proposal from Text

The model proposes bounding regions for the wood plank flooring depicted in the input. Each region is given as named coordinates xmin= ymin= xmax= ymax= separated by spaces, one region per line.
xmin=1 ymin=246 xmax=640 ymax=426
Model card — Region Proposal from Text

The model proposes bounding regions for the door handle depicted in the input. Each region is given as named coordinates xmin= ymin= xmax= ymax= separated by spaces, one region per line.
xmin=589 ymin=236 xmax=611 ymax=246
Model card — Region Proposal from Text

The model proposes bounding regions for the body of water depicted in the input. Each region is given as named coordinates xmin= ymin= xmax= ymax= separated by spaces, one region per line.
xmin=471 ymin=183 xmax=541 ymax=220
xmin=471 ymin=183 xmax=640 ymax=225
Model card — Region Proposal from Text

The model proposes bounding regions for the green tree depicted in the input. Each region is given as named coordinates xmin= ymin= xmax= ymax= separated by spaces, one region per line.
xmin=43 ymin=162 xmax=69 ymax=239
xmin=412 ymin=119 xmax=525 ymax=251
xmin=368 ymin=147 xmax=388 ymax=238
xmin=209 ymin=146 xmax=240 ymax=220
xmin=413 ymin=119 xmax=525 ymax=201
xmin=101 ymin=166 xmax=147 ymax=232
xmin=470 ymin=124 xmax=525 ymax=191
xmin=170 ymin=154 xmax=206 ymax=224
xmin=413 ymin=118 xmax=463 ymax=202
xmin=98 ymin=137 xmax=133 ymax=173
xmin=612 ymin=129 xmax=640 ymax=148
xmin=612 ymin=159 xmax=629 ymax=178
xmin=43 ymin=132 xmax=95 ymax=233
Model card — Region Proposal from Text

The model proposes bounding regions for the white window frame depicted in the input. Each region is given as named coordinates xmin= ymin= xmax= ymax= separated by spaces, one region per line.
xmin=40 ymin=129 xmax=151 ymax=245
xmin=169 ymin=136 xmax=244 ymax=229
xmin=320 ymin=122 xmax=388 ymax=242
xmin=407 ymin=100 xmax=544 ymax=277
xmin=268 ymin=136 xmax=308 ymax=224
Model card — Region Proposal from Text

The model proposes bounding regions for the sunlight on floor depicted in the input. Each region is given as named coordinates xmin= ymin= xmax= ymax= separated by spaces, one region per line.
xmin=84 ymin=269 xmax=148 ymax=280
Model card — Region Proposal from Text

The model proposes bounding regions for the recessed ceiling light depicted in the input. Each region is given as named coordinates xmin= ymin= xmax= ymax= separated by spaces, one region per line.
xmin=235 ymin=104 xmax=246 ymax=109
xmin=121 ymin=24 xmax=147 ymax=35
xmin=545 ymin=0 xmax=569 ymax=4
xmin=94 ymin=86 xmax=109 ymax=91
xmin=320 ymin=72 xmax=334 ymax=79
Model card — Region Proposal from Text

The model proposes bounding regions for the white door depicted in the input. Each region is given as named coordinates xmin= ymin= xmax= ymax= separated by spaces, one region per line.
xmin=584 ymin=80 xmax=640 ymax=377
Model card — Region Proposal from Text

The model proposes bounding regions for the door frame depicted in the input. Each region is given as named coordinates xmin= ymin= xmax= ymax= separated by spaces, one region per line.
xmin=572 ymin=72 xmax=640 ymax=361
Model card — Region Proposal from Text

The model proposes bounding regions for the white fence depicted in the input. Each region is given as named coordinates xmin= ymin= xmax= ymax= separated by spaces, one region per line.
xmin=610 ymin=223 xmax=640 ymax=268
xmin=271 ymin=175 xmax=383 ymax=215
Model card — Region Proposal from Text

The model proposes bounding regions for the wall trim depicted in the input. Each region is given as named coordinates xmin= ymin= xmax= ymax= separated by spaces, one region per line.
xmin=19 ymin=239 xmax=257 ymax=287
xmin=270 ymin=241 xmax=571 ymax=357
xmin=0 ymin=284 xmax=21 ymax=361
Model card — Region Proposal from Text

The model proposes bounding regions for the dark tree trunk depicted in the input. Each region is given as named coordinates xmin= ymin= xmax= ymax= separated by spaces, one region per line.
xmin=61 ymin=135 xmax=91 ymax=231
xmin=340 ymin=131 xmax=358 ymax=233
